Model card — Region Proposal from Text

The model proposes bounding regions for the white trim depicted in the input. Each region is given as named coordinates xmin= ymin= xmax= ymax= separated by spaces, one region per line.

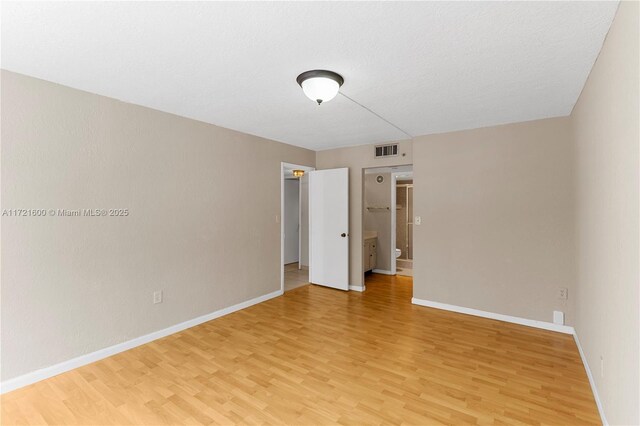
xmin=372 ymin=269 xmax=394 ymax=275
xmin=349 ymin=285 xmax=366 ymax=292
xmin=411 ymin=297 xmax=575 ymax=334
xmin=0 ymin=289 xmax=283 ymax=394
xmin=573 ymin=333 xmax=608 ymax=425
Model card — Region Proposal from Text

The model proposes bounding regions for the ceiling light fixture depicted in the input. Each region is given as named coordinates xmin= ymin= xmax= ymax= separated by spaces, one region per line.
xmin=296 ymin=70 xmax=344 ymax=105
xmin=292 ymin=169 xmax=305 ymax=178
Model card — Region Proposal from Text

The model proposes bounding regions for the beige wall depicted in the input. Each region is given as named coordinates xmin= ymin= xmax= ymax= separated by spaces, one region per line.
xmin=571 ymin=2 xmax=639 ymax=424
xmin=316 ymin=142 xmax=412 ymax=288
xmin=412 ymin=117 xmax=575 ymax=324
xmin=0 ymin=70 xmax=315 ymax=381
xmin=364 ymin=173 xmax=392 ymax=272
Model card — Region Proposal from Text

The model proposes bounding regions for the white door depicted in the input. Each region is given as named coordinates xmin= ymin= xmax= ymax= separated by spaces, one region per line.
xmin=309 ymin=168 xmax=349 ymax=290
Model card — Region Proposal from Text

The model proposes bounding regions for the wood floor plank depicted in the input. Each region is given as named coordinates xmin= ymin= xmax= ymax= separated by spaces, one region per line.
xmin=1 ymin=274 xmax=600 ymax=425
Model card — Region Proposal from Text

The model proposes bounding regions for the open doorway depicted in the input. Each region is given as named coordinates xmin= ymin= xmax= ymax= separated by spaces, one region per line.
xmin=362 ymin=165 xmax=413 ymax=287
xmin=281 ymin=163 xmax=314 ymax=292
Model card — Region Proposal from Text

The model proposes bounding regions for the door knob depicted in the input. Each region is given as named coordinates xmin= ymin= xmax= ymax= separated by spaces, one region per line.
xmin=341 ymin=233 xmax=347 ymax=237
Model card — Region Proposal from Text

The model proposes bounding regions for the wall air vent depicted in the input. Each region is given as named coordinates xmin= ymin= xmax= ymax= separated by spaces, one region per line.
xmin=375 ymin=143 xmax=399 ymax=158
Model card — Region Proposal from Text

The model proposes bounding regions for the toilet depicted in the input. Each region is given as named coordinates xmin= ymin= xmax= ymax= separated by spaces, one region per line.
xmin=395 ymin=248 xmax=402 ymax=258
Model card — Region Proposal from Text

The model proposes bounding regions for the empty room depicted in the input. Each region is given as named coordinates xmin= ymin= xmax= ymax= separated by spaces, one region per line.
xmin=1 ymin=1 xmax=638 ymax=425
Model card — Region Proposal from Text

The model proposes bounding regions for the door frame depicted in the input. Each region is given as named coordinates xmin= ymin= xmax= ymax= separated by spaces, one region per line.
xmin=281 ymin=162 xmax=315 ymax=293
xmin=361 ymin=165 xmax=413 ymax=287
xmin=390 ymin=173 xmax=399 ymax=276
xmin=395 ymin=182 xmax=414 ymax=271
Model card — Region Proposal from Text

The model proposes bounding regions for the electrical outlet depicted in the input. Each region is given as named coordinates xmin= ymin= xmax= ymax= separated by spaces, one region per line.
xmin=557 ymin=287 xmax=568 ymax=300
xmin=153 ymin=290 xmax=163 ymax=304
xmin=553 ymin=310 xmax=565 ymax=325
xmin=415 ymin=216 xmax=422 ymax=225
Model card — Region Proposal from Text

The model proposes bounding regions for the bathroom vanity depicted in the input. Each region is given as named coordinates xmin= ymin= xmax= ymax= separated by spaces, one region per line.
xmin=363 ymin=233 xmax=378 ymax=273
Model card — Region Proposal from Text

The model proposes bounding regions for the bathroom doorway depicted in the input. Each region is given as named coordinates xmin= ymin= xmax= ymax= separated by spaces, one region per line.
xmin=362 ymin=165 xmax=413 ymax=285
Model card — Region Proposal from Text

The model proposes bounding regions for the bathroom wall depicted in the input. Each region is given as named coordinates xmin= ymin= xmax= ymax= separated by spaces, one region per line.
xmin=364 ymin=173 xmax=392 ymax=272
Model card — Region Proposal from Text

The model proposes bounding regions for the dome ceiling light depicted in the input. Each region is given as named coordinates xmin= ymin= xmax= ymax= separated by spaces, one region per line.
xmin=296 ymin=70 xmax=344 ymax=105
xmin=294 ymin=69 xmax=413 ymax=139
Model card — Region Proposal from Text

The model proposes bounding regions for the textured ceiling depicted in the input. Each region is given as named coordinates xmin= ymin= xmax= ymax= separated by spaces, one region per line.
xmin=1 ymin=1 xmax=618 ymax=150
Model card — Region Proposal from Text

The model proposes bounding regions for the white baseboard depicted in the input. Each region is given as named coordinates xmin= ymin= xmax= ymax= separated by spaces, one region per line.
xmin=411 ymin=297 xmax=575 ymax=334
xmin=573 ymin=333 xmax=608 ymax=425
xmin=372 ymin=269 xmax=394 ymax=275
xmin=349 ymin=285 xmax=366 ymax=292
xmin=0 ymin=289 xmax=283 ymax=394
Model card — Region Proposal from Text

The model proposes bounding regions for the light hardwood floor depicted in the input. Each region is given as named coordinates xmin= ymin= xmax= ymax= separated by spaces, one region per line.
xmin=1 ymin=274 xmax=600 ymax=425
xmin=284 ymin=263 xmax=309 ymax=292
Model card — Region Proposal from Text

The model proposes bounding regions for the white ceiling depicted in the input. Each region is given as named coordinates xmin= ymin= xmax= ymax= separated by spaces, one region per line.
xmin=1 ymin=1 xmax=618 ymax=151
